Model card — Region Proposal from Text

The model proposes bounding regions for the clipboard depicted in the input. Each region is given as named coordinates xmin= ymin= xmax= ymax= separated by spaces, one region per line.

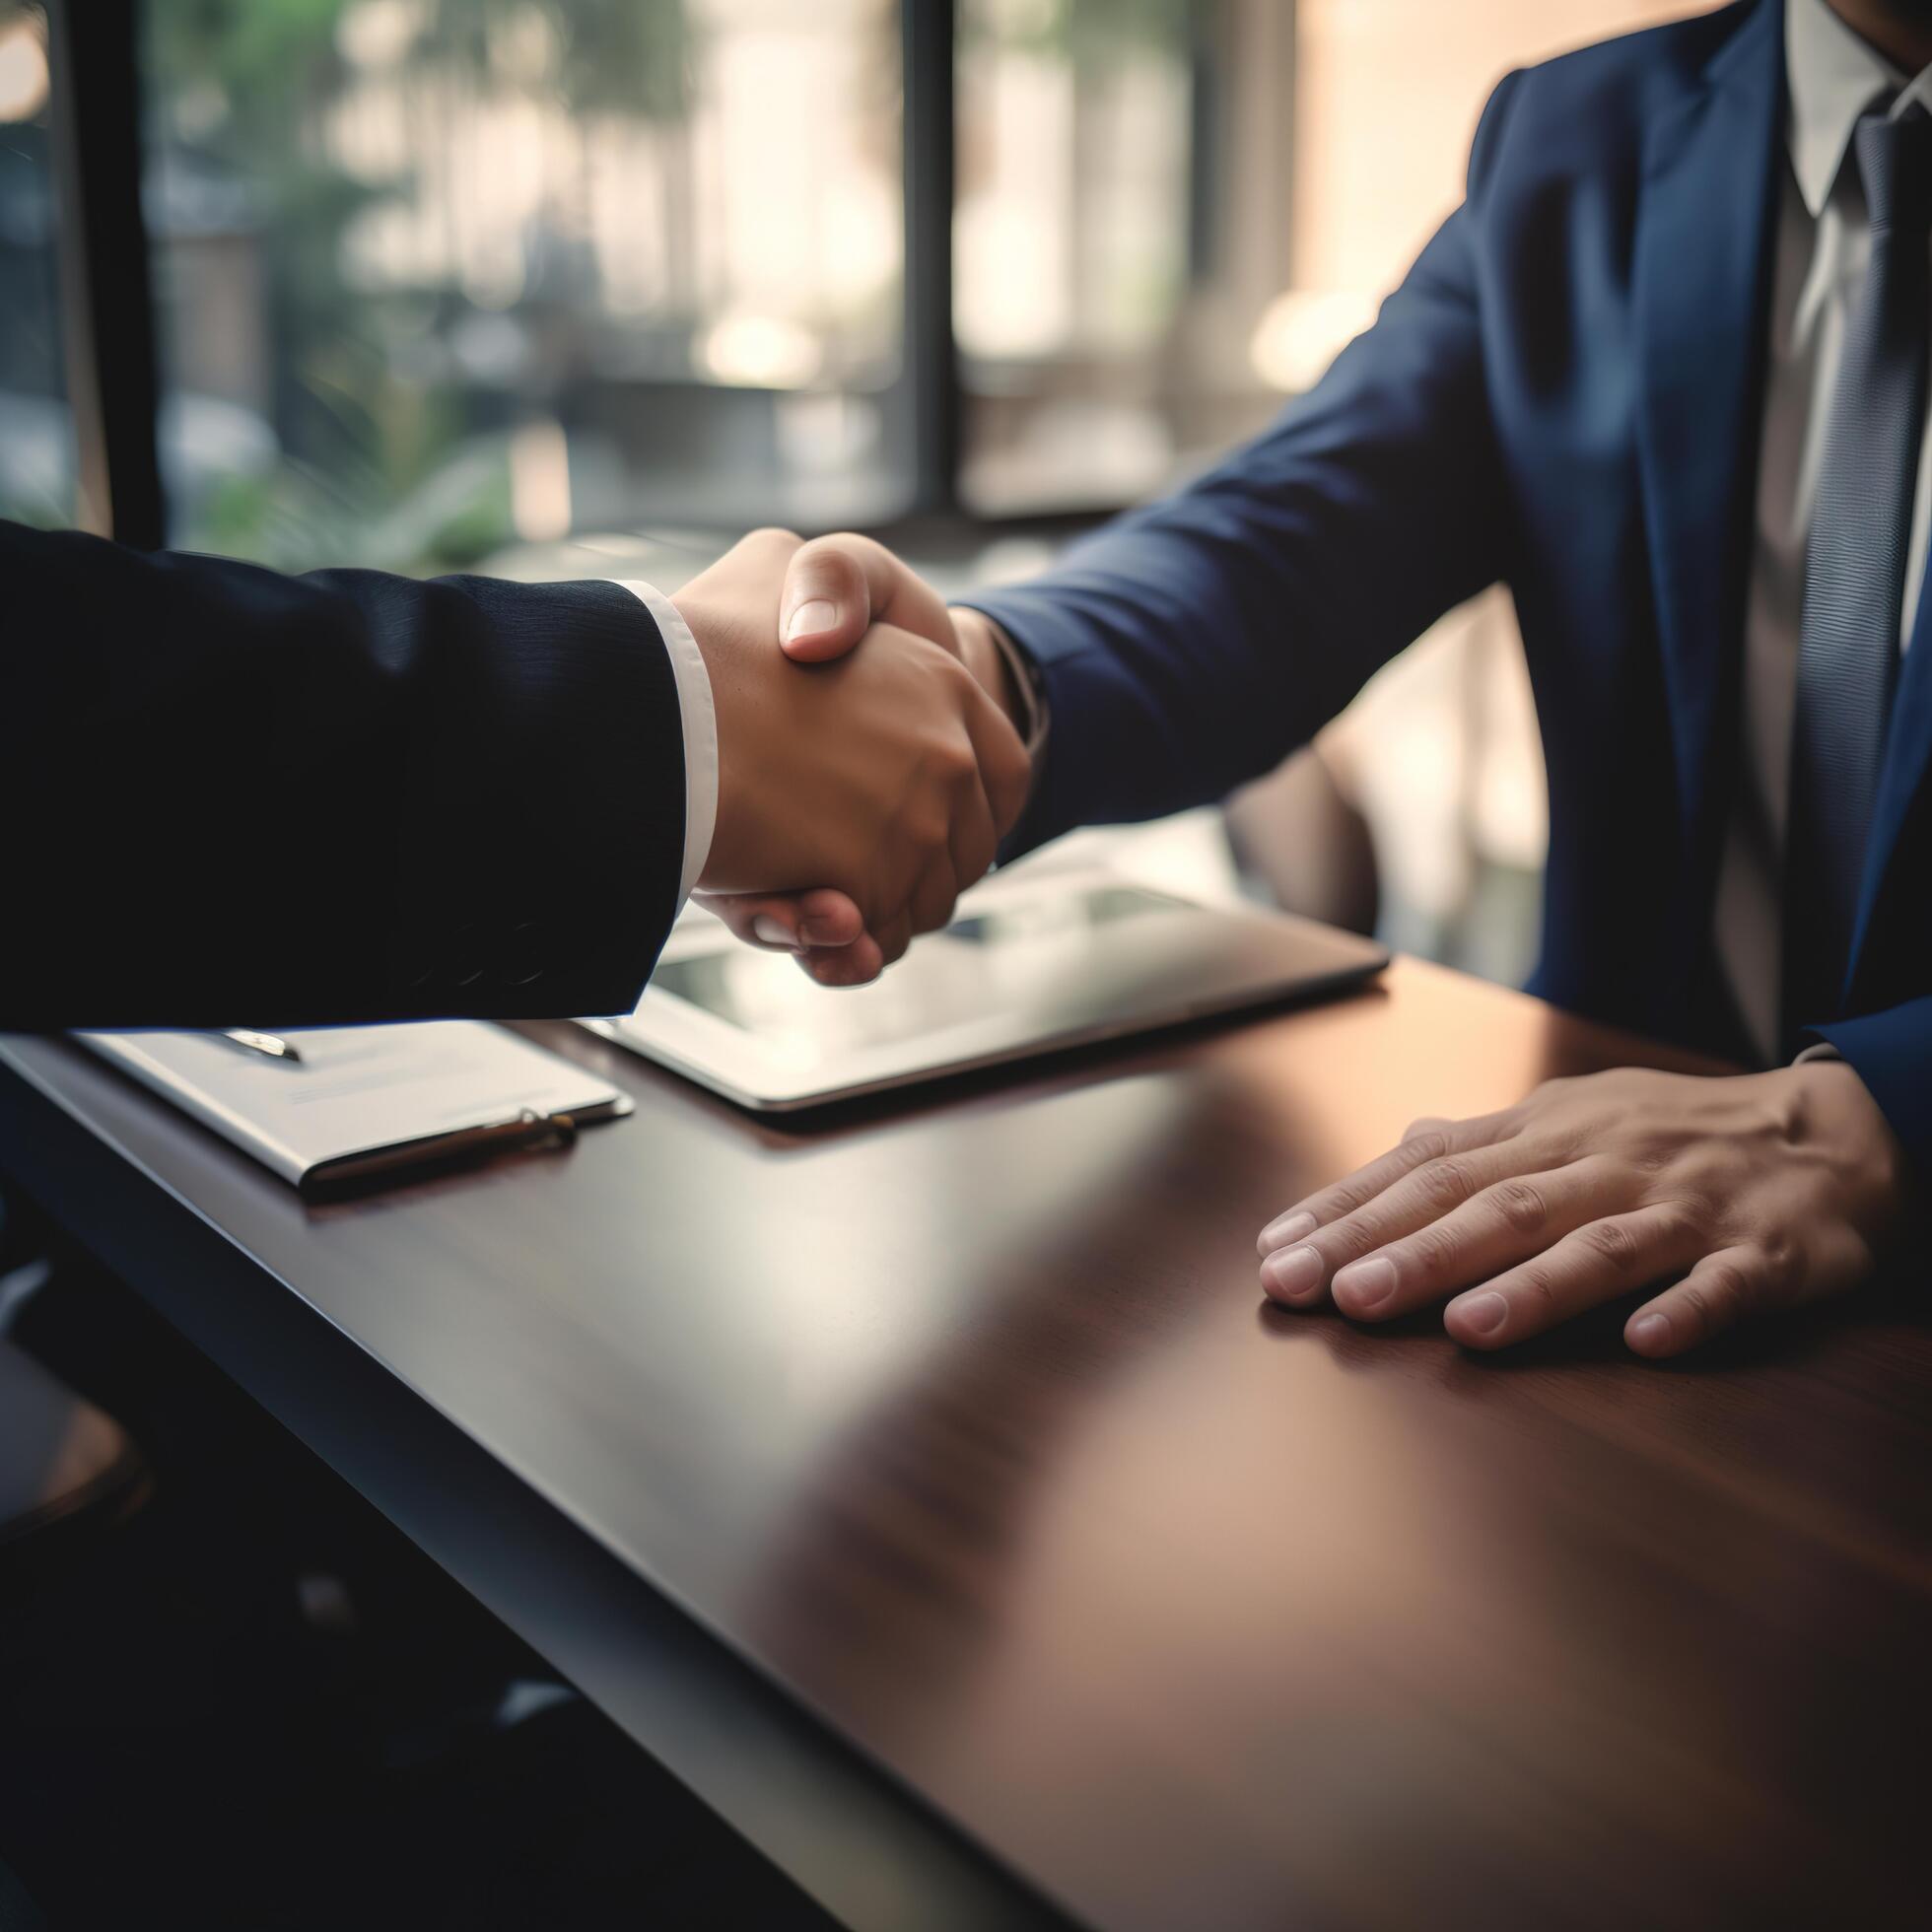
xmin=76 ymin=1022 xmax=631 ymax=1196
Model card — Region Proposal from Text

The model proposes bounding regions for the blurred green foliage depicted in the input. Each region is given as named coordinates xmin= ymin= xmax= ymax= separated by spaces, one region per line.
xmin=963 ymin=0 xmax=1196 ymax=64
xmin=148 ymin=0 xmax=691 ymax=573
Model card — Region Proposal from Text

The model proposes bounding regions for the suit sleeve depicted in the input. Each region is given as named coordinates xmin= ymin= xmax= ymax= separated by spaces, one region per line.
xmin=959 ymin=71 xmax=1524 ymax=855
xmin=1 ymin=519 xmax=688 ymax=1030
xmin=1809 ymin=1001 xmax=1932 ymax=1183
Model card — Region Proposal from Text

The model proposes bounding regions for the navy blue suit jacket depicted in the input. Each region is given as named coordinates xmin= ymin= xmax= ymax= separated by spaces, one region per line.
xmin=966 ymin=0 xmax=1932 ymax=1177
xmin=2 ymin=520 xmax=688 ymax=1028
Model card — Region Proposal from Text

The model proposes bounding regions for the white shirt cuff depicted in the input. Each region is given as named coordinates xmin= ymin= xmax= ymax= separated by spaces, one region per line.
xmin=613 ymin=580 xmax=717 ymax=906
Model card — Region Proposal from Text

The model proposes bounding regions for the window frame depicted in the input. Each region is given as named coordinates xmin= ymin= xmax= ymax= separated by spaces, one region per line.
xmin=46 ymin=0 xmax=164 ymax=547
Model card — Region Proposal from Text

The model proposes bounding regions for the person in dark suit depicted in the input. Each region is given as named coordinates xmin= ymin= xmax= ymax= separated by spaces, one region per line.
xmin=717 ymin=0 xmax=1932 ymax=1361
xmin=1 ymin=522 xmax=1029 ymax=1030
xmin=5 ymin=515 xmax=1033 ymax=1928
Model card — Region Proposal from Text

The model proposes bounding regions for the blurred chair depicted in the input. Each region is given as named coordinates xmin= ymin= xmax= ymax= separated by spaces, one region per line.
xmin=1223 ymin=590 xmax=1548 ymax=984
xmin=1224 ymin=742 xmax=1380 ymax=935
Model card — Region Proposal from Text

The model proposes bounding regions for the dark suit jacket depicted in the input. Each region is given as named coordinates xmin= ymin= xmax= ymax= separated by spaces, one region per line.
xmin=3 ymin=519 xmax=687 ymax=1028
xmin=964 ymin=0 xmax=1932 ymax=1176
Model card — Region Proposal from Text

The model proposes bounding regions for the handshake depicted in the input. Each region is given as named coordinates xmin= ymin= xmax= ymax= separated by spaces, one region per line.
xmin=672 ymin=528 xmax=1031 ymax=986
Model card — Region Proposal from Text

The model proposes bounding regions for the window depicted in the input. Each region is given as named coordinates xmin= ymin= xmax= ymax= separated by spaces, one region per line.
xmin=0 ymin=2 xmax=75 ymax=526
xmin=143 ymin=0 xmax=909 ymax=574
xmin=954 ymin=0 xmax=1295 ymax=515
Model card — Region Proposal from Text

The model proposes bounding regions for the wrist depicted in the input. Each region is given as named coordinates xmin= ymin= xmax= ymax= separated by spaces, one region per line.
xmin=1781 ymin=1060 xmax=1914 ymax=1245
xmin=949 ymin=606 xmax=1027 ymax=733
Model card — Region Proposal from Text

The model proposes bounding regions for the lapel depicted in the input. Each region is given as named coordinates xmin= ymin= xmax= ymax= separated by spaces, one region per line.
xmin=1632 ymin=0 xmax=1784 ymax=909
xmin=1847 ymin=548 xmax=1932 ymax=995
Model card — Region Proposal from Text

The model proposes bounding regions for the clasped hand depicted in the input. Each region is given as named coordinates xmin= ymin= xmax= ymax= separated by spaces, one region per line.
xmin=672 ymin=529 xmax=1028 ymax=975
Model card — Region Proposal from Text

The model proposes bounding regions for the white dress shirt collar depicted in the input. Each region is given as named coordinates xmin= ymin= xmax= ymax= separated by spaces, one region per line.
xmin=1786 ymin=0 xmax=1932 ymax=217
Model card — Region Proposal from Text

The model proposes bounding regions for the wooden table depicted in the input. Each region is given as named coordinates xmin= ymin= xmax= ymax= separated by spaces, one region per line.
xmin=3 ymin=957 xmax=1927 ymax=1931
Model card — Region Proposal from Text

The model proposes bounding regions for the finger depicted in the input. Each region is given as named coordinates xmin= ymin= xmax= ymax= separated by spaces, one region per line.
xmin=944 ymin=761 xmax=1000 ymax=901
xmin=695 ymin=888 xmax=868 ymax=953
xmin=869 ymin=907 xmax=915 ymax=969
xmin=907 ymin=849 xmax=962 ymax=938
xmin=1624 ymin=1247 xmax=1772 ymax=1359
xmin=694 ymin=892 xmax=805 ymax=952
xmin=780 ymin=533 xmax=955 ymax=664
xmin=957 ymin=677 xmax=1033 ymax=838
xmin=1260 ymin=1137 xmax=1535 ymax=1307
xmin=1441 ymin=1204 xmax=1703 ymax=1350
xmin=1256 ymin=1110 xmax=1519 ymax=1258
xmin=1326 ymin=1157 xmax=1635 ymax=1322
xmin=795 ymin=932 xmax=886 ymax=988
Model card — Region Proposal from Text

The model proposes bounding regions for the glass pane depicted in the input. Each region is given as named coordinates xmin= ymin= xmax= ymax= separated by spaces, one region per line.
xmin=957 ymin=0 xmax=1192 ymax=513
xmin=144 ymin=0 xmax=907 ymax=575
xmin=0 ymin=2 xmax=77 ymax=526
xmin=956 ymin=0 xmax=1297 ymax=516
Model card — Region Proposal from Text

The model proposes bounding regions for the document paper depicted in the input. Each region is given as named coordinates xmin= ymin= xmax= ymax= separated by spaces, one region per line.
xmin=77 ymin=1023 xmax=627 ymax=1188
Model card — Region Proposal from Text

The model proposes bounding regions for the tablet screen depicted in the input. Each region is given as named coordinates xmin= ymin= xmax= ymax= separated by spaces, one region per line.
xmin=651 ymin=885 xmax=1194 ymax=1061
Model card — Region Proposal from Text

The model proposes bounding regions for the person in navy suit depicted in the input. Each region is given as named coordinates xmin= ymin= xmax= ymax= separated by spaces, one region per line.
xmin=720 ymin=0 xmax=1932 ymax=1361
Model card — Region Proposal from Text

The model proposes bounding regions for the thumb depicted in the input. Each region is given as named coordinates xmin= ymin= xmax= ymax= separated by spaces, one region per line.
xmin=779 ymin=535 xmax=876 ymax=664
xmin=779 ymin=532 xmax=957 ymax=665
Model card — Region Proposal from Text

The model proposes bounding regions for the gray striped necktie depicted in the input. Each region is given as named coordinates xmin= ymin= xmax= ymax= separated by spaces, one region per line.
xmin=1782 ymin=104 xmax=1932 ymax=1052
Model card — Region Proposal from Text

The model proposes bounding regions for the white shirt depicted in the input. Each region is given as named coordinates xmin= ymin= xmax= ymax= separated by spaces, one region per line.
xmin=1714 ymin=0 xmax=1932 ymax=1063
xmin=616 ymin=580 xmax=717 ymax=904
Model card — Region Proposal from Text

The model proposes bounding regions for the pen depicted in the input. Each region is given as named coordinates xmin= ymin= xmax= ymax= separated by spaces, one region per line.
xmin=214 ymin=1028 xmax=305 ymax=1065
xmin=303 ymin=1107 xmax=579 ymax=1195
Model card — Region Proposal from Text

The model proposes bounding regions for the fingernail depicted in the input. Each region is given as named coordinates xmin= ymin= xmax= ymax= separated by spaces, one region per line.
xmin=1627 ymin=1311 xmax=1670 ymax=1354
xmin=752 ymin=916 xmax=799 ymax=950
xmin=1453 ymin=1290 xmax=1508 ymax=1338
xmin=1257 ymin=1209 xmax=1317 ymax=1257
xmin=1332 ymin=1255 xmax=1397 ymax=1314
xmin=1261 ymin=1245 xmax=1324 ymax=1302
xmin=785 ymin=598 xmax=837 ymax=642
